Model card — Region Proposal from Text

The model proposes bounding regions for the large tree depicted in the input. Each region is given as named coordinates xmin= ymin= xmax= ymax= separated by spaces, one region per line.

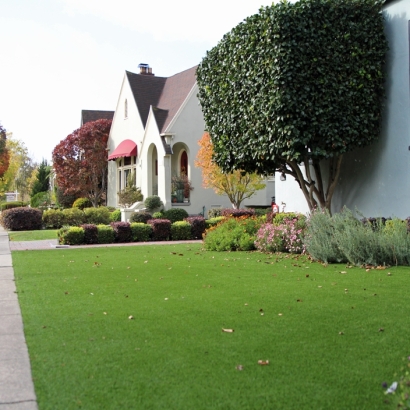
xmin=196 ymin=0 xmax=387 ymax=212
xmin=195 ymin=132 xmax=265 ymax=209
xmin=0 ymin=123 xmax=10 ymax=179
xmin=52 ymin=119 xmax=112 ymax=207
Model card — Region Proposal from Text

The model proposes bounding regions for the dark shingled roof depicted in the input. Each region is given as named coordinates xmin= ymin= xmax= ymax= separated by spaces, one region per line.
xmin=126 ymin=66 xmax=197 ymax=133
xmin=81 ymin=110 xmax=114 ymax=126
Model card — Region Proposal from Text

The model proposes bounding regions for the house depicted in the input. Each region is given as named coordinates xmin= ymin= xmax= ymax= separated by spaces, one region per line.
xmin=275 ymin=0 xmax=410 ymax=219
xmin=106 ymin=64 xmax=275 ymax=215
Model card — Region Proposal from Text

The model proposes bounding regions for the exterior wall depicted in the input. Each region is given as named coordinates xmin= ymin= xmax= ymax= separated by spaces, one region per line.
xmin=274 ymin=2 xmax=410 ymax=218
xmin=107 ymin=75 xmax=145 ymax=207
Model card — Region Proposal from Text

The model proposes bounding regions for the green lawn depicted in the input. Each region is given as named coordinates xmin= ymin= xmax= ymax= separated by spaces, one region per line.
xmin=12 ymin=244 xmax=410 ymax=409
xmin=8 ymin=229 xmax=58 ymax=241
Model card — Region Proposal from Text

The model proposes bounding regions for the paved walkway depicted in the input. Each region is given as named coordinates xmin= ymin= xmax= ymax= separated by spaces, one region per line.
xmin=0 ymin=227 xmax=38 ymax=410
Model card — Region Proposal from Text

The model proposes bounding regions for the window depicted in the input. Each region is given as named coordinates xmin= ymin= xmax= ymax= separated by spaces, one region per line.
xmin=124 ymin=99 xmax=128 ymax=119
xmin=180 ymin=151 xmax=188 ymax=176
xmin=117 ymin=156 xmax=136 ymax=193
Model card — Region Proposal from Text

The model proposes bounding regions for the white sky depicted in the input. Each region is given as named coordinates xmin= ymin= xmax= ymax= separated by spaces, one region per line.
xmin=0 ymin=0 xmax=274 ymax=163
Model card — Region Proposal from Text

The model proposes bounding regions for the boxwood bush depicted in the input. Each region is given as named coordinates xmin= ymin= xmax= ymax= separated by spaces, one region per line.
xmin=42 ymin=209 xmax=65 ymax=229
xmin=111 ymin=222 xmax=132 ymax=243
xmin=63 ymin=208 xmax=85 ymax=226
xmin=1 ymin=207 xmax=43 ymax=231
xmin=110 ymin=209 xmax=121 ymax=222
xmin=171 ymin=221 xmax=192 ymax=240
xmin=97 ymin=225 xmax=115 ymax=244
xmin=81 ymin=224 xmax=98 ymax=245
xmin=162 ymin=208 xmax=189 ymax=223
xmin=58 ymin=226 xmax=85 ymax=245
xmin=130 ymin=223 xmax=152 ymax=242
xmin=0 ymin=201 xmax=27 ymax=211
xmin=84 ymin=207 xmax=111 ymax=225
xmin=185 ymin=216 xmax=206 ymax=239
xmin=72 ymin=197 xmax=92 ymax=210
xmin=130 ymin=212 xmax=153 ymax=224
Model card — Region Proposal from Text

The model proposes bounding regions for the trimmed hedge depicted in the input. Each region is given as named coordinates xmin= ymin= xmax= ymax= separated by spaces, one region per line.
xmin=162 ymin=208 xmax=189 ymax=223
xmin=42 ymin=209 xmax=66 ymax=229
xmin=171 ymin=221 xmax=192 ymax=240
xmin=81 ymin=224 xmax=98 ymax=244
xmin=110 ymin=222 xmax=132 ymax=243
xmin=185 ymin=216 xmax=206 ymax=239
xmin=0 ymin=201 xmax=26 ymax=211
xmin=220 ymin=209 xmax=255 ymax=218
xmin=63 ymin=208 xmax=85 ymax=226
xmin=84 ymin=207 xmax=111 ymax=225
xmin=148 ymin=219 xmax=171 ymax=241
xmin=130 ymin=212 xmax=152 ymax=224
xmin=205 ymin=216 xmax=225 ymax=229
xmin=97 ymin=225 xmax=115 ymax=244
xmin=72 ymin=197 xmax=92 ymax=210
xmin=58 ymin=226 xmax=85 ymax=245
xmin=1 ymin=207 xmax=43 ymax=231
xmin=130 ymin=223 xmax=152 ymax=242
xmin=110 ymin=209 xmax=121 ymax=222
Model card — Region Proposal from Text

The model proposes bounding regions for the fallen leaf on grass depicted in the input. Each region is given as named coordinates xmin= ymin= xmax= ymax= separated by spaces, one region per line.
xmin=340 ymin=271 xmax=347 ymax=274
xmin=278 ymin=313 xmax=283 ymax=316
xmin=378 ymin=327 xmax=384 ymax=332
xmin=222 ymin=328 xmax=234 ymax=333
xmin=144 ymin=261 xmax=148 ymax=264
xmin=236 ymin=365 xmax=244 ymax=371
xmin=339 ymin=331 xmax=344 ymax=335
xmin=376 ymin=266 xmax=386 ymax=270
xmin=297 ymin=299 xmax=302 ymax=302
xmin=128 ymin=315 xmax=134 ymax=320
xmin=258 ymin=360 xmax=269 ymax=365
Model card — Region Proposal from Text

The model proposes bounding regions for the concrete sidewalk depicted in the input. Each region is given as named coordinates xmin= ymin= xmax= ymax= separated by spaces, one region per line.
xmin=0 ymin=227 xmax=38 ymax=410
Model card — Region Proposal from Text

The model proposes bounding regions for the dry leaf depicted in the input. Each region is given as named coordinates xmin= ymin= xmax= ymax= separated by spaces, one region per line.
xmin=258 ymin=360 xmax=269 ymax=365
xmin=164 ymin=298 xmax=168 ymax=300
xmin=378 ymin=327 xmax=384 ymax=332
xmin=376 ymin=266 xmax=386 ymax=270
xmin=236 ymin=365 xmax=244 ymax=371
xmin=103 ymin=312 xmax=107 ymax=315
xmin=305 ymin=274 xmax=309 ymax=278
xmin=387 ymin=272 xmax=392 ymax=276
xmin=318 ymin=286 xmax=322 ymax=288
xmin=222 ymin=328 xmax=234 ymax=333
xmin=339 ymin=331 xmax=344 ymax=335
xmin=144 ymin=261 xmax=148 ymax=264
xmin=297 ymin=299 xmax=302 ymax=302
xmin=128 ymin=315 xmax=134 ymax=320
xmin=278 ymin=313 xmax=283 ymax=316
xmin=340 ymin=271 xmax=347 ymax=274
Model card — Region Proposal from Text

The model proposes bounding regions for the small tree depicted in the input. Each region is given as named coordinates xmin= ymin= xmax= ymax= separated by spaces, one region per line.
xmin=195 ymin=132 xmax=265 ymax=209
xmin=196 ymin=0 xmax=387 ymax=212
xmin=31 ymin=159 xmax=50 ymax=197
xmin=52 ymin=119 xmax=112 ymax=207
xmin=117 ymin=171 xmax=143 ymax=207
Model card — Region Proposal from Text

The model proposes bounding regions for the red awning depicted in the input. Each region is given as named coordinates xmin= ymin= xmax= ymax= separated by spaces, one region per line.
xmin=108 ymin=139 xmax=137 ymax=160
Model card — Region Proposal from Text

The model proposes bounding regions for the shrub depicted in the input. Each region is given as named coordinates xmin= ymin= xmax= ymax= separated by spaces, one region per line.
xmin=144 ymin=195 xmax=163 ymax=212
xmin=110 ymin=222 xmax=132 ymax=243
xmin=380 ymin=219 xmax=410 ymax=266
xmin=185 ymin=216 xmax=206 ymax=239
xmin=255 ymin=219 xmax=304 ymax=254
xmin=207 ymin=208 xmax=222 ymax=218
xmin=58 ymin=226 xmax=85 ymax=245
xmin=203 ymin=216 xmax=259 ymax=251
xmin=130 ymin=223 xmax=152 ymax=242
xmin=84 ymin=207 xmax=111 ymax=225
xmin=171 ymin=221 xmax=192 ymax=240
xmin=152 ymin=211 xmax=164 ymax=219
xmin=42 ymin=209 xmax=65 ymax=229
xmin=30 ymin=191 xmax=50 ymax=208
xmin=148 ymin=219 xmax=171 ymax=241
xmin=205 ymin=216 xmax=225 ymax=229
xmin=81 ymin=224 xmax=98 ymax=244
xmin=110 ymin=209 xmax=121 ymax=222
xmin=220 ymin=208 xmax=255 ymax=218
xmin=162 ymin=208 xmax=189 ymax=223
xmin=130 ymin=212 xmax=152 ymax=224
xmin=97 ymin=225 xmax=115 ymax=244
xmin=62 ymin=208 xmax=85 ymax=226
xmin=1 ymin=207 xmax=43 ymax=231
xmin=72 ymin=197 xmax=92 ymax=210
xmin=253 ymin=208 xmax=272 ymax=217
xmin=0 ymin=201 xmax=26 ymax=211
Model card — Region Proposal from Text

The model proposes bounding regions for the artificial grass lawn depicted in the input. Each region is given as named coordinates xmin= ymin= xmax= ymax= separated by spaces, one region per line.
xmin=8 ymin=229 xmax=58 ymax=241
xmin=12 ymin=244 xmax=410 ymax=410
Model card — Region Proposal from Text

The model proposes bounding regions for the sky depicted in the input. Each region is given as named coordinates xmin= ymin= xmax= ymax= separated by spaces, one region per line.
xmin=0 ymin=0 xmax=275 ymax=164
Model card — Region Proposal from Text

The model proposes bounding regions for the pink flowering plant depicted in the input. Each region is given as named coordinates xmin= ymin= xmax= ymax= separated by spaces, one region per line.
xmin=255 ymin=218 xmax=305 ymax=254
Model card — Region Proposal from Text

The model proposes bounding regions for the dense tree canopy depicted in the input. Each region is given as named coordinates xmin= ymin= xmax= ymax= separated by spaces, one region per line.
xmin=0 ymin=123 xmax=10 ymax=178
xmin=30 ymin=159 xmax=51 ymax=197
xmin=196 ymin=0 xmax=387 ymax=211
xmin=52 ymin=119 xmax=112 ymax=207
xmin=195 ymin=132 xmax=265 ymax=209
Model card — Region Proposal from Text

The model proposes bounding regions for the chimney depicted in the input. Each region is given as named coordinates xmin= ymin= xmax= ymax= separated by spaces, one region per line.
xmin=138 ymin=63 xmax=154 ymax=76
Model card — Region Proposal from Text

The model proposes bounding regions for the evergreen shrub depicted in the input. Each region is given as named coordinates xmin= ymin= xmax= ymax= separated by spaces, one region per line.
xmin=110 ymin=222 xmax=132 ymax=243
xmin=152 ymin=212 xmax=164 ymax=219
xmin=185 ymin=216 xmax=206 ymax=239
xmin=1 ymin=207 xmax=43 ymax=231
xmin=130 ymin=223 xmax=152 ymax=242
xmin=58 ymin=226 xmax=85 ymax=245
xmin=205 ymin=216 xmax=225 ymax=229
xmin=0 ymin=201 xmax=26 ymax=211
xmin=42 ymin=209 xmax=65 ymax=229
xmin=30 ymin=192 xmax=50 ymax=208
xmin=148 ymin=219 xmax=171 ymax=241
xmin=62 ymin=208 xmax=85 ymax=226
xmin=72 ymin=198 xmax=92 ymax=210
xmin=110 ymin=209 xmax=121 ymax=222
xmin=130 ymin=212 xmax=152 ymax=224
xmin=97 ymin=225 xmax=115 ymax=244
xmin=171 ymin=221 xmax=192 ymax=240
xmin=81 ymin=224 xmax=98 ymax=244
xmin=144 ymin=195 xmax=163 ymax=211
xmin=220 ymin=209 xmax=255 ymax=218
xmin=162 ymin=208 xmax=189 ymax=223
xmin=84 ymin=207 xmax=111 ymax=225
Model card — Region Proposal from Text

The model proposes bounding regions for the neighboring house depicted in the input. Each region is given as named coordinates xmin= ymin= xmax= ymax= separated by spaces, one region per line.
xmin=276 ymin=0 xmax=410 ymax=218
xmin=106 ymin=64 xmax=275 ymax=214
xmin=81 ymin=110 xmax=114 ymax=126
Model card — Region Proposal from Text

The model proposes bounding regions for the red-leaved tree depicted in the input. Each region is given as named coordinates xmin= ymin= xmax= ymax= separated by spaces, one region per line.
xmin=52 ymin=119 xmax=112 ymax=207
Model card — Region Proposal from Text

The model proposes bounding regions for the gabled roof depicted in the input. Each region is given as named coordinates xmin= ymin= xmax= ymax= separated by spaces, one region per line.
xmin=81 ymin=110 xmax=114 ymax=126
xmin=126 ymin=66 xmax=197 ymax=133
